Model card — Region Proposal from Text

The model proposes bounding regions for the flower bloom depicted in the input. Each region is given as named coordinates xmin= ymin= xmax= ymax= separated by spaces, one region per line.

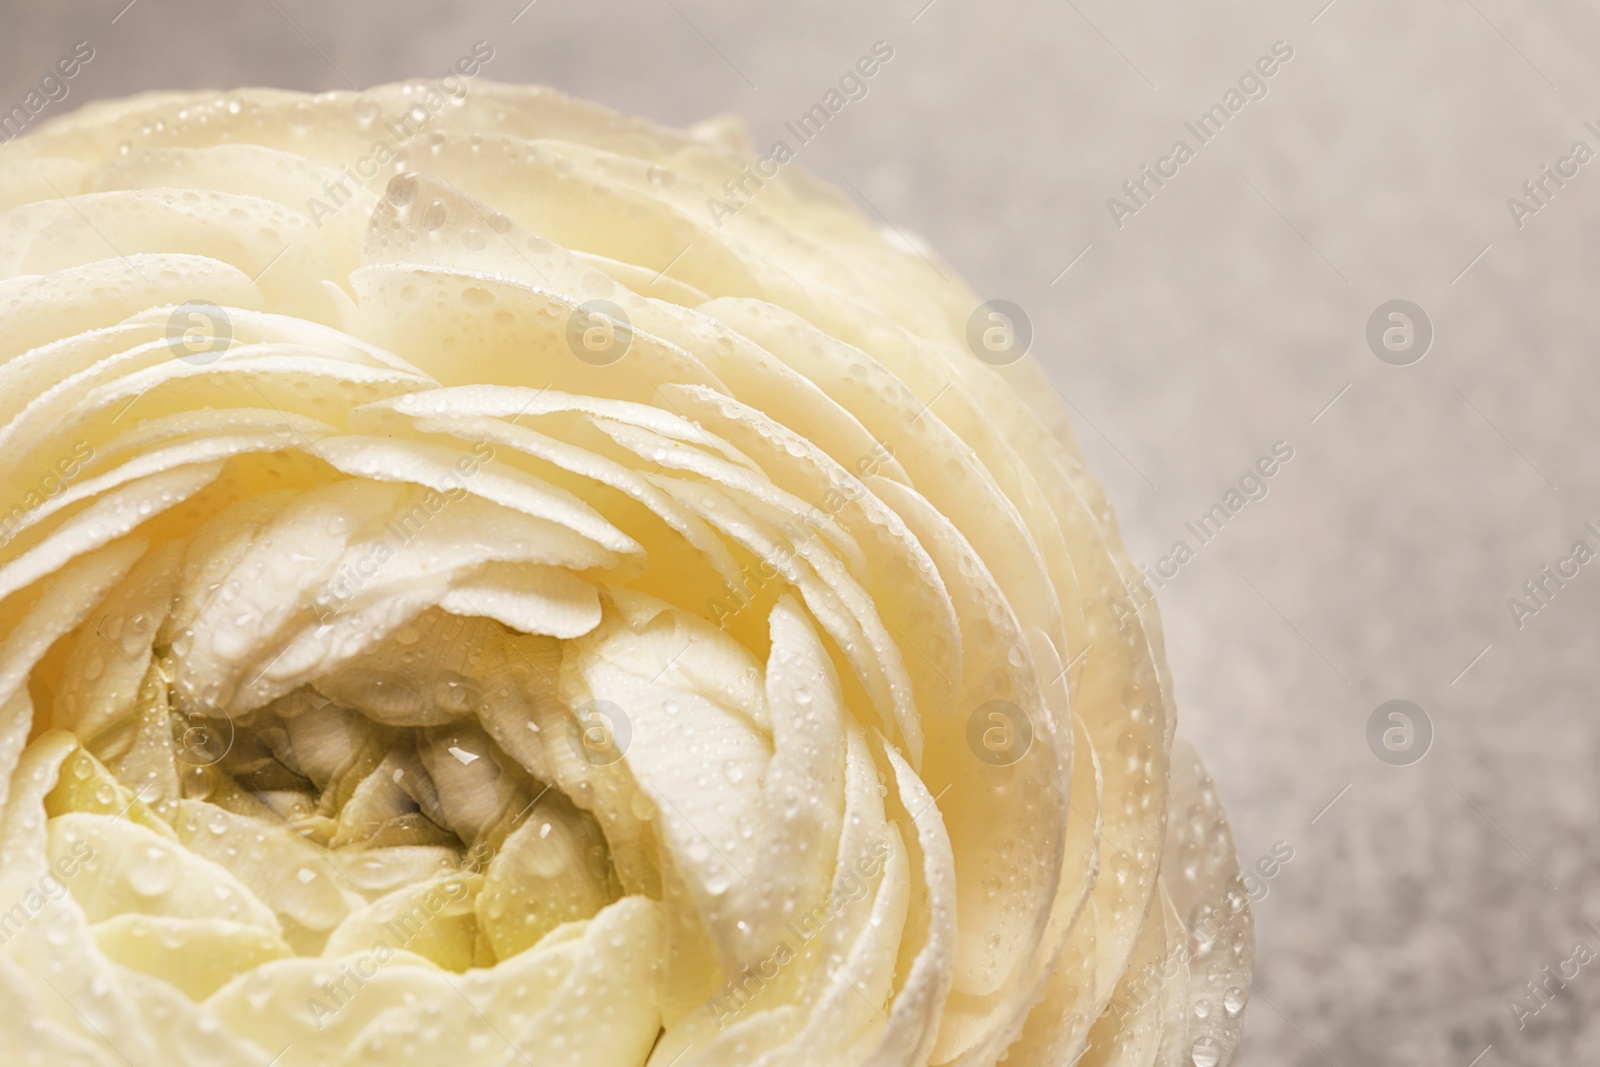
xmin=0 ymin=79 xmax=1252 ymax=1067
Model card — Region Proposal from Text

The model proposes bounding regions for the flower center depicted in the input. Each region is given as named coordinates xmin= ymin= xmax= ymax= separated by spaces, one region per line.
xmin=53 ymin=639 xmax=619 ymax=971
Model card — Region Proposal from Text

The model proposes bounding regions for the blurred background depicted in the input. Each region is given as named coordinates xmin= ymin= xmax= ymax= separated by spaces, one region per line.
xmin=4 ymin=0 xmax=1598 ymax=1063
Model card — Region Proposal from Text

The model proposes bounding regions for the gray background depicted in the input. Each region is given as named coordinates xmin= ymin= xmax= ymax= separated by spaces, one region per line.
xmin=4 ymin=1 xmax=1598 ymax=1064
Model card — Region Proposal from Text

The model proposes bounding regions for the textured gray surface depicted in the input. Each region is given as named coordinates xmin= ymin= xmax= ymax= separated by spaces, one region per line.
xmin=4 ymin=1 xmax=1599 ymax=1064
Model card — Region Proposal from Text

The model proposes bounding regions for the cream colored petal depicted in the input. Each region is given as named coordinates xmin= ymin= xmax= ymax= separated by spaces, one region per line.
xmin=89 ymin=914 xmax=293 ymax=1001
xmin=48 ymin=812 xmax=282 ymax=932
xmin=0 ymin=254 xmax=261 ymax=368
xmin=0 ymin=190 xmax=341 ymax=324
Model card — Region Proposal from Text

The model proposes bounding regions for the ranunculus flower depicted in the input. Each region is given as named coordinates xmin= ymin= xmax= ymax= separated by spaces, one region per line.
xmin=0 ymin=77 xmax=1253 ymax=1067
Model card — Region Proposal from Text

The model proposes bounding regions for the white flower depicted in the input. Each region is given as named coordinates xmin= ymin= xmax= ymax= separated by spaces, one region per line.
xmin=0 ymin=80 xmax=1252 ymax=1067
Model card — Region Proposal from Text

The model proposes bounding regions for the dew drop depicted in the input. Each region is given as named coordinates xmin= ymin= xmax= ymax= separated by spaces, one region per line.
xmin=630 ymin=791 xmax=655 ymax=820
xmin=388 ymin=173 xmax=419 ymax=207
xmin=128 ymin=846 xmax=178 ymax=896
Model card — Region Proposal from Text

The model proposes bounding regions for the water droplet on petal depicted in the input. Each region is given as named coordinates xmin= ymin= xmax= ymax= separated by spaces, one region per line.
xmin=128 ymin=846 xmax=177 ymax=896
